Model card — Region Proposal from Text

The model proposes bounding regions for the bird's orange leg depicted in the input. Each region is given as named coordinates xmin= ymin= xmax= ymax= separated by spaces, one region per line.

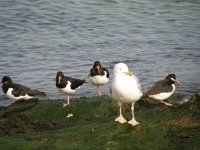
xmin=160 ymin=100 xmax=173 ymax=106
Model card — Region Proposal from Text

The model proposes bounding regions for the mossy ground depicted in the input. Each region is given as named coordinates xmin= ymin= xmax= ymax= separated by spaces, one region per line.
xmin=0 ymin=94 xmax=200 ymax=150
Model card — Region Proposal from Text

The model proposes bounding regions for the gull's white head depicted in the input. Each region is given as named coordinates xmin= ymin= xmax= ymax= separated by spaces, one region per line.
xmin=113 ymin=63 xmax=130 ymax=76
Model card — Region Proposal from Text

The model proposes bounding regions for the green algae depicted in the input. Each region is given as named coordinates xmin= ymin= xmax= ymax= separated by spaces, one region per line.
xmin=0 ymin=94 xmax=200 ymax=149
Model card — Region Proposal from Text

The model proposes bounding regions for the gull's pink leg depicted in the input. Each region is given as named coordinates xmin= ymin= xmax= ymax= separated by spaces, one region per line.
xmin=128 ymin=102 xmax=139 ymax=126
xmin=115 ymin=103 xmax=127 ymax=124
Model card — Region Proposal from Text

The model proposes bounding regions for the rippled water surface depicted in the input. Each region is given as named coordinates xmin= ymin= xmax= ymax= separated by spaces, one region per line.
xmin=0 ymin=0 xmax=199 ymax=104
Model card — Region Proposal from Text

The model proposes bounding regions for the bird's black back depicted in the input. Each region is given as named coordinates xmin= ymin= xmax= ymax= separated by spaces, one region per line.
xmin=56 ymin=76 xmax=86 ymax=90
xmin=3 ymin=82 xmax=45 ymax=97
xmin=147 ymin=79 xmax=174 ymax=95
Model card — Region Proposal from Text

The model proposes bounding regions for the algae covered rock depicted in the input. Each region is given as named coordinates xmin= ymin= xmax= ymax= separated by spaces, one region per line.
xmin=0 ymin=94 xmax=199 ymax=149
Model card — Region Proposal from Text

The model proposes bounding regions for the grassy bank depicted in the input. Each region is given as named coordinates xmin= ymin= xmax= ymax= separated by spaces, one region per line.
xmin=0 ymin=94 xmax=200 ymax=150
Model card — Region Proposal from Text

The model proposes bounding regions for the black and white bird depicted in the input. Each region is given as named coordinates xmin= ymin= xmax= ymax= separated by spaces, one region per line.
xmin=1 ymin=76 xmax=46 ymax=101
xmin=89 ymin=61 xmax=109 ymax=96
xmin=147 ymin=74 xmax=181 ymax=106
xmin=111 ymin=63 xmax=143 ymax=126
xmin=56 ymin=71 xmax=86 ymax=107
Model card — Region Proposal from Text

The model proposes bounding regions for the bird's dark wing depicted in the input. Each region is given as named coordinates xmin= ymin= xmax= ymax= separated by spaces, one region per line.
xmin=102 ymin=67 xmax=109 ymax=78
xmin=90 ymin=67 xmax=109 ymax=77
xmin=67 ymin=77 xmax=86 ymax=90
xmin=30 ymin=89 xmax=46 ymax=96
xmin=147 ymin=79 xmax=173 ymax=95
xmin=89 ymin=68 xmax=97 ymax=77
xmin=11 ymin=83 xmax=29 ymax=96
xmin=12 ymin=83 xmax=45 ymax=96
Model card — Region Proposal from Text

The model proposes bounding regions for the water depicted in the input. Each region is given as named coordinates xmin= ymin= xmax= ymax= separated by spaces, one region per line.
xmin=0 ymin=0 xmax=200 ymax=104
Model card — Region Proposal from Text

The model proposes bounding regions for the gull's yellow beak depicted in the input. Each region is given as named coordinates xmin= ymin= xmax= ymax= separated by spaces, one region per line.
xmin=124 ymin=71 xmax=134 ymax=76
xmin=58 ymin=76 xmax=62 ymax=84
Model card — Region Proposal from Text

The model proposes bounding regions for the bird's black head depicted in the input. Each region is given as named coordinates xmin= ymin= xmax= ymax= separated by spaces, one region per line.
xmin=56 ymin=71 xmax=64 ymax=84
xmin=93 ymin=61 xmax=101 ymax=67
xmin=165 ymin=74 xmax=176 ymax=82
xmin=1 ymin=76 xmax=12 ymax=85
xmin=57 ymin=71 xmax=64 ymax=77
xmin=93 ymin=61 xmax=102 ymax=73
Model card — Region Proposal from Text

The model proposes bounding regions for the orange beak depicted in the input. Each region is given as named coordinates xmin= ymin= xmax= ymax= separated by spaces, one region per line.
xmin=58 ymin=76 xmax=62 ymax=84
xmin=96 ymin=65 xmax=100 ymax=74
xmin=175 ymin=79 xmax=181 ymax=85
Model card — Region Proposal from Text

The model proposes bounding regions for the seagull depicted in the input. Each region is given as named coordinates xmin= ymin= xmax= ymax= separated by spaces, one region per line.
xmin=56 ymin=71 xmax=86 ymax=107
xmin=1 ymin=76 xmax=46 ymax=100
xmin=111 ymin=63 xmax=143 ymax=126
xmin=147 ymin=74 xmax=181 ymax=106
xmin=89 ymin=61 xmax=109 ymax=96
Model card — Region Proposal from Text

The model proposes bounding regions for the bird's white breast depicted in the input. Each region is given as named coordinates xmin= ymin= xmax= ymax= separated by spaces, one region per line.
xmin=90 ymin=71 xmax=109 ymax=86
xmin=58 ymin=81 xmax=77 ymax=95
xmin=5 ymin=88 xmax=32 ymax=100
xmin=111 ymin=74 xmax=143 ymax=103
xmin=149 ymin=84 xmax=175 ymax=100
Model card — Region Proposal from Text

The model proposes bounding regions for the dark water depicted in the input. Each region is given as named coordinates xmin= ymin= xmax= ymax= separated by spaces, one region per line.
xmin=0 ymin=0 xmax=200 ymax=105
